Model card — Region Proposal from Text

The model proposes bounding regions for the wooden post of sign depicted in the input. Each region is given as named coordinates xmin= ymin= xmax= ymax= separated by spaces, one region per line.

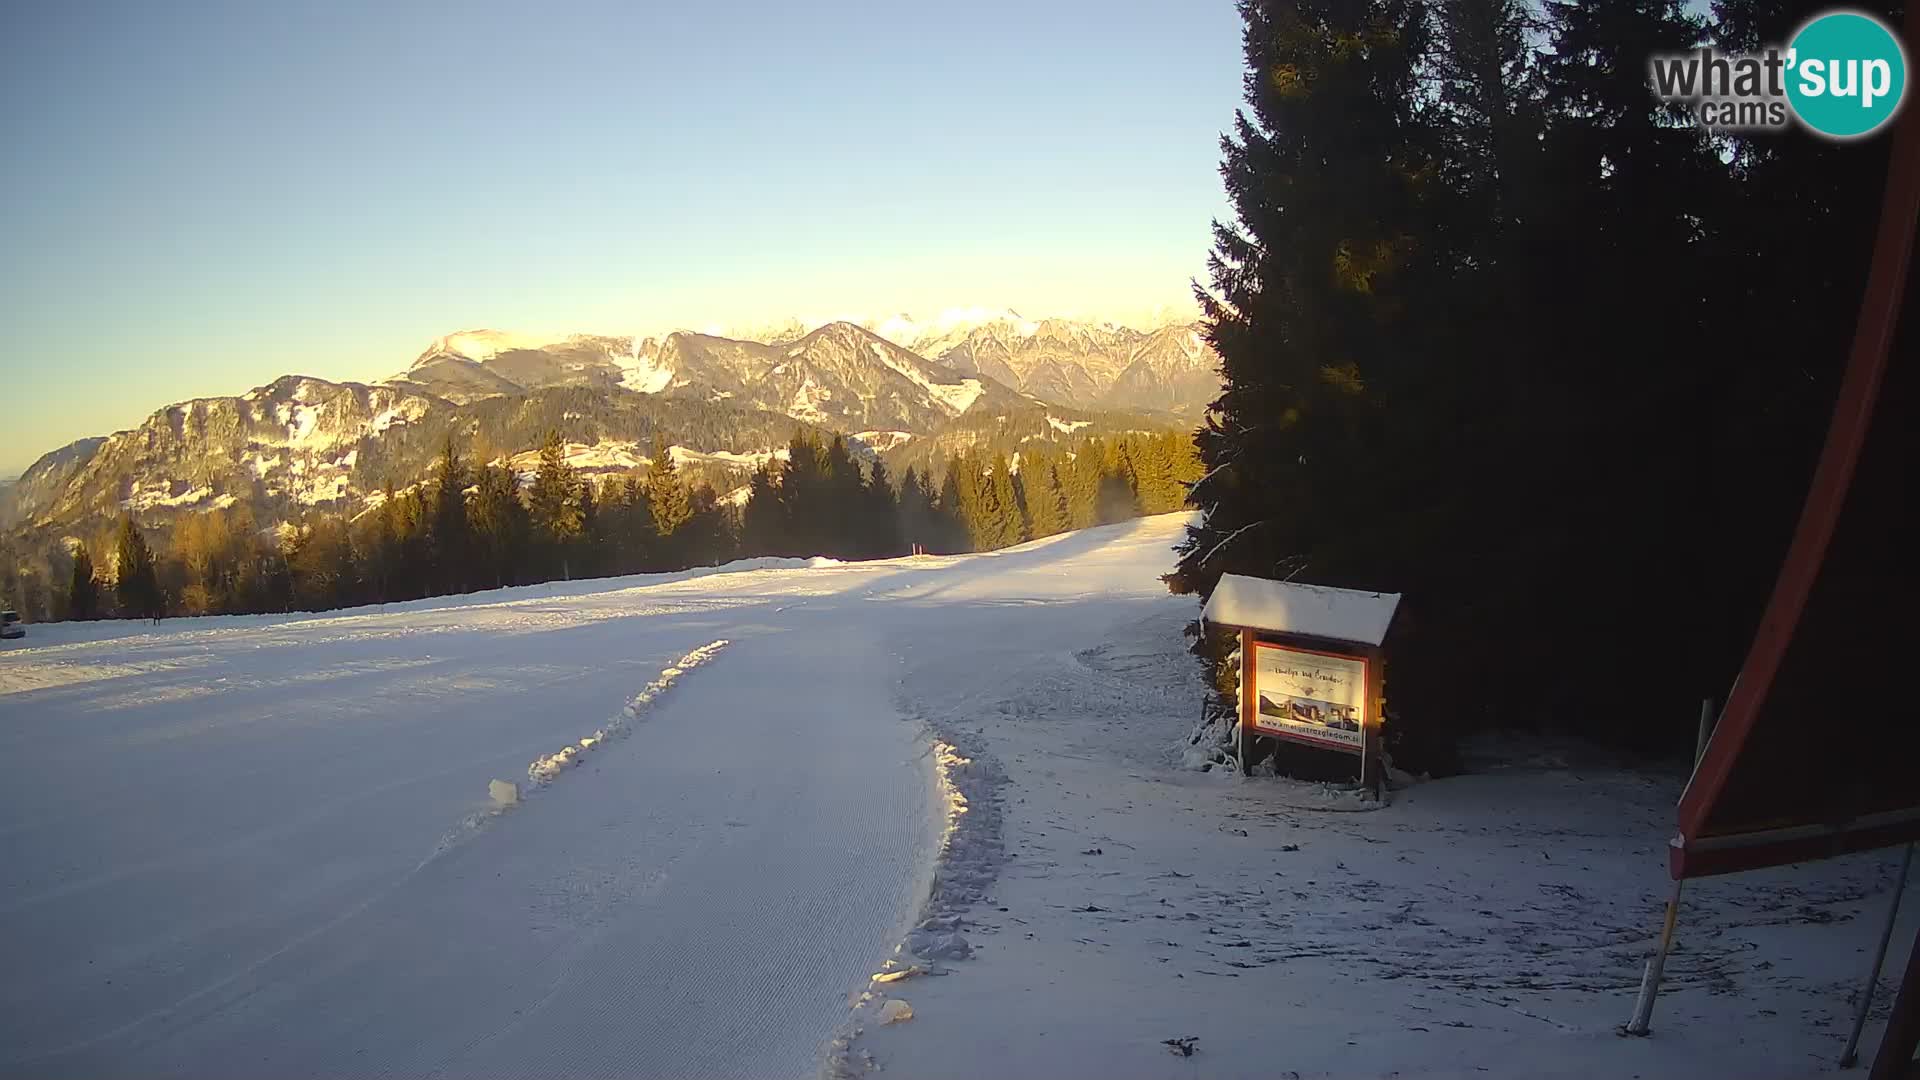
xmin=1366 ymin=646 xmax=1387 ymax=799
xmin=1238 ymin=626 xmax=1255 ymax=776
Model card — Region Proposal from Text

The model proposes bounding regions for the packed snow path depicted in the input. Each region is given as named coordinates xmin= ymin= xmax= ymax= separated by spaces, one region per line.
xmin=0 ymin=520 xmax=1179 ymax=1079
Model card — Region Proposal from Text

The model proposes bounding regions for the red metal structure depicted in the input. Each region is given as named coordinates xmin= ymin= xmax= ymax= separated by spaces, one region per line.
xmin=1663 ymin=9 xmax=1918 ymax=1070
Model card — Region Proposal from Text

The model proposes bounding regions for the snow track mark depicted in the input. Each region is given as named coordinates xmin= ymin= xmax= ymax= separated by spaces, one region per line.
xmin=527 ymin=639 xmax=729 ymax=785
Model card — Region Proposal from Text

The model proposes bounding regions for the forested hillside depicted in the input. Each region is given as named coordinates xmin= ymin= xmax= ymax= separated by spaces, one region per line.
xmin=0 ymin=429 xmax=1197 ymax=621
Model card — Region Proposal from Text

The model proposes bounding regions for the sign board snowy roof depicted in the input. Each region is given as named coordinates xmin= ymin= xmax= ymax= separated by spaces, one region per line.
xmin=1201 ymin=574 xmax=1402 ymax=647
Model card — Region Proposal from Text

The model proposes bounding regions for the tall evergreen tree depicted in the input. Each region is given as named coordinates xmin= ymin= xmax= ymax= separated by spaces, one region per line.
xmin=1174 ymin=0 xmax=1432 ymax=595
xmin=610 ymin=473 xmax=657 ymax=572
xmin=985 ymin=453 xmax=1025 ymax=549
xmin=1432 ymin=0 xmax=1542 ymax=235
xmin=113 ymin=514 xmax=162 ymax=620
xmin=948 ymin=452 xmax=994 ymax=551
xmin=576 ymin=479 xmax=606 ymax=578
xmin=468 ymin=463 xmax=531 ymax=589
xmin=1026 ymin=460 xmax=1070 ymax=538
xmin=645 ymin=440 xmax=693 ymax=544
xmin=741 ymin=464 xmax=787 ymax=557
xmin=676 ymin=484 xmax=734 ymax=566
xmin=862 ymin=458 xmax=903 ymax=559
xmin=1063 ymin=444 xmax=1103 ymax=530
xmin=287 ymin=517 xmax=359 ymax=610
xmin=68 ymin=545 xmax=99 ymax=621
xmin=896 ymin=466 xmax=939 ymax=552
xmin=528 ymin=431 xmax=584 ymax=577
xmin=822 ymin=435 xmax=867 ymax=558
xmin=936 ymin=462 xmax=969 ymax=552
xmin=428 ymin=434 xmax=474 ymax=594
xmin=777 ymin=432 xmax=828 ymax=556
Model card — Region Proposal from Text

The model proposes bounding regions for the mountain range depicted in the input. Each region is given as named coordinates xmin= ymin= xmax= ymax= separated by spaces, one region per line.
xmin=1 ymin=314 xmax=1219 ymax=537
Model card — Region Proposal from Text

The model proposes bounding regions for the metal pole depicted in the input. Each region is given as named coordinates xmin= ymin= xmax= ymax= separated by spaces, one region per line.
xmin=1842 ymin=843 xmax=1916 ymax=1068
xmin=1627 ymin=697 xmax=1717 ymax=1036
xmin=1625 ymin=878 xmax=1686 ymax=1035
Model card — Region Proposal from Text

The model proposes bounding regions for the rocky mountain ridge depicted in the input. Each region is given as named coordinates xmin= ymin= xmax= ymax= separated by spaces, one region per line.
xmin=4 ymin=315 xmax=1214 ymax=536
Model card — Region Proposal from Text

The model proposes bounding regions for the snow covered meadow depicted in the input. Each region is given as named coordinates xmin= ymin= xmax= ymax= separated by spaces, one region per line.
xmin=2 ymin=513 xmax=1910 ymax=1078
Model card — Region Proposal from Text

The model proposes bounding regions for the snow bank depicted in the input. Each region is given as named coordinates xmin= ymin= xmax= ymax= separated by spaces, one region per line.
xmin=526 ymin=639 xmax=729 ymax=785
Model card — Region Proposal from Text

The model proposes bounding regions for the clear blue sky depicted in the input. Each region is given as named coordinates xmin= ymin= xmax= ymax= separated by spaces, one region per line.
xmin=0 ymin=0 xmax=1244 ymax=476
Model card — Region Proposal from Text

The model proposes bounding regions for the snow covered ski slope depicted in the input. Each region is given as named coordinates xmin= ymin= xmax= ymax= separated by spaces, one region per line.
xmin=0 ymin=516 xmax=1190 ymax=1079
xmin=8 ymin=512 xmax=1909 ymax=1080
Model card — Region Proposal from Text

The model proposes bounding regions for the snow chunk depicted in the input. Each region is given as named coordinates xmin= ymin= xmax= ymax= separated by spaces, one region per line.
xmin=489 ymin=779 xmax=519 ymax=806
xmin=878 ymin=999 xmax=914 ymax=1025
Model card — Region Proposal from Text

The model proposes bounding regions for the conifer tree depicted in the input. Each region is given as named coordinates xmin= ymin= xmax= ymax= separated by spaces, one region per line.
xmin=1026 ymin=461 xmax=1070 ymax=538
xmin=645 ymin=440 xmax=693 ymax=542
xmin=68 ymin=545 xmax=99 ymax=621
xmin=611 ymin=473 xmax=656 ymax=572
xmin=1063 ymin=444 xmax=1103 ymax=530
xmin=896 ymin=465 xmax=931 ymax=553
xmin=675 ymin=484 xmax=733 ymax=566
xmin=949 ymin=452 xmax=995 ymax=551
xmin=468 ymin=463 xmax=530 ymax=589
xmin=288 ymin=517 xmax=359 ymax=610
xmin=822 ymin=435 xmax=866 ymax=558
xmin=529 ymin=431 xmax=584 ymax=577
xmin=428 ymin=434 xmax=473 ymax=594
xmin=576 ymin=479 xmax=605 ymax=578
xmin=986 ymin=454 xmax=1025 ymax=548
xmin=113 ymin=514 xmax=162 ymax=619
xmin=1173 ymin=0 xmax=1431 ymax=598
xmin=936 ymin=461 xmax=968 ymax=552
xmin=862 ymin=458 xmax=903 ymax=558
xmin=741 ymin=464 xmax=787 ymax=557
xmin=777 ymin=432 xmax=827 ymax=556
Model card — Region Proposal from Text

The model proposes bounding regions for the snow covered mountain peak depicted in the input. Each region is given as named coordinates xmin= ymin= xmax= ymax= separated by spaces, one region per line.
xmin=413 ymin=329 xmax=551 ymax=368
xmin=383 ymin=314 xmax=1218 ymax=420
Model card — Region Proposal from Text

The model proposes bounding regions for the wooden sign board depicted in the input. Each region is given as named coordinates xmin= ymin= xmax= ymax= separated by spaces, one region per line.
xmin=1238 ymin=629 xmax=1385 ymax=782
xmin=1245 ymin=638 xmax=1371 ymax=754
xmin=1203 ymin=575 xmax=1400 ymax=785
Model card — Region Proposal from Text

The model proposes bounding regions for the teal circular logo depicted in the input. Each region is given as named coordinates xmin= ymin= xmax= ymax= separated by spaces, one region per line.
xmin=1786 ymin=10 xmax=1908 ymax=138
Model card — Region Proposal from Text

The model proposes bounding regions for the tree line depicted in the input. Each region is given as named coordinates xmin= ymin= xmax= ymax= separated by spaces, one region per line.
xmin=29 ymin=429 xmax=1197 ymax=621
xmin=1172 ymin=0 xmax=1903 ymax=770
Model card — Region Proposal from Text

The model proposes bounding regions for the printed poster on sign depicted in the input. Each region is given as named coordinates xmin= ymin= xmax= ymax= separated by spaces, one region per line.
xmin=1250 ymin=643 xmax=1367 ymax=753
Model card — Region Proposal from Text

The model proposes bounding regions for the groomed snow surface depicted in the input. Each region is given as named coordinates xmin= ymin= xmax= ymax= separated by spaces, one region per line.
xmin=2 ymin=513 xmax=1912 ymax=1079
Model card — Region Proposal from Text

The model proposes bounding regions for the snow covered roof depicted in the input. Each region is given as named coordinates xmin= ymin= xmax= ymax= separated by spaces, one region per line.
xmin=1201 ymin=574 xmax=1401 ymax=646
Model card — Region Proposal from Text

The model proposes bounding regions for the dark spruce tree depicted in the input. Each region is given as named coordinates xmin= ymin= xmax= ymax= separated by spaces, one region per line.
xmin=862 ymin=458 xmax=904 ymax=559
xmin=645 ymin=439 xmax=694 ymax=559
xmin=740 ymin=464 xmax=787 ymax=557
xmin=427 ymin=435 xmax=473 ymax=595
xmin=68 ymin=545 xmax=99 ymax=621
xmin=1169 ymin=0 xmax=1436 ymax=776
xmin=529 ymin=430 xmax=584 ymax=578
xmin=468 ymin=463 xmax=531 ymax=589
xmin=113 ymin=514 xmax=163 ymax=620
